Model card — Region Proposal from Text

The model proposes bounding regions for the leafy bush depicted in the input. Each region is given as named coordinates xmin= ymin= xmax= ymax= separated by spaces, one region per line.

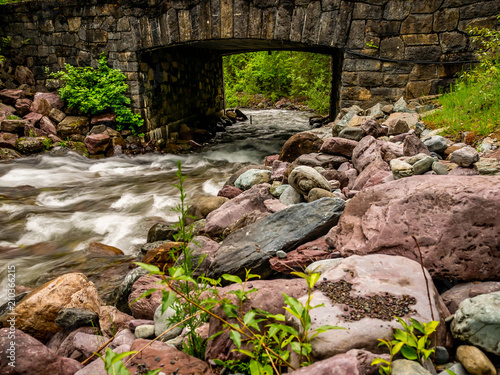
xmin=426 ymin=15 xmax=500 ymax=142
xmin=50 ymin=53 xmax=143 ymax=132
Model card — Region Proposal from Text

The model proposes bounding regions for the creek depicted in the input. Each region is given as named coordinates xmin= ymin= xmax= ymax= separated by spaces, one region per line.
xmin=0 ymin=109 xmax=312 ymax=304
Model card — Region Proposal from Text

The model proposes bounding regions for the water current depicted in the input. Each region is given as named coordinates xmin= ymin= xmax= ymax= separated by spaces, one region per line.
xmin=0 ymin=109 xmax=311 ymax=303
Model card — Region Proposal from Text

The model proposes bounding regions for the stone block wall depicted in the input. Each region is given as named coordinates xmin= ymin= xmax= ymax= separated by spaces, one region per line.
xmin=139 ymin=47 xmax=224 ymax=131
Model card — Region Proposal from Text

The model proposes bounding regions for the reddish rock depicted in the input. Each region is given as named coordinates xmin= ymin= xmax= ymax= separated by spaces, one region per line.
xmin=24 ymin=125 xmax=46 ymax=138
xmin=334 ymin=175 xmax=500 ymax=281
xmin=0 ymin=328 xmax=83 ymax=375
xmin=30 ymin=97 xmax=52 ymax=116
xmin=379 ymin=140 xmax=405 ymax=163
xmin=361 ymin=118 xmax=388 ymax=138
xmin=184 ymin=236 xmax=221 ymax=277
xmin=441 ymin=282 xmax=500 ymax=314
xmin=271 ymin=159 xmax=290 ymax=181
xmin=270 ymin=236 xmax=334 ymax=274
xmin=279 ymin=132 xmax=323 ymax=162
xmin=128 ymin=275 xmax=171 ymax=320
xmin=351 ymin=160 xmax=390 ymax=191
xmin=320 ymin=169 xmax=349 ymax=189
xmin=34 ymin=92 xmax=64 ymax=110
xmin=290 ymin=254 xmax=449 ymax=360
xmin=0 ymin=132 xmax=18 ymax=149
xmin=221 ymin=210 xmax=271 ymax=238
xmin=206 ymin=279 xmax=308 ymax=363
xmin=205 ymin=184 xmax=273 ymax=237
xmin=57 ymin=328 xmax=107 ymax=361
xmin=14 ymin=66 xmax=35 ymax=86
xmin=127 ymin=339 xmax=214 ymax=374
xmin=128 ymin=319 xmax=155 ymax=330
xmin=39 ymin=116 xmax=58 ymax=135
xmin=383 ymin=112 xmax=419 ymax=132
xmin=404 ymin=133 xmax=431 ymax=156
xmin=23 ymin=112 xmax=43 ymax=127
xmin=57 ymin=116 xmax=90 ymax=138
xmin=1 ymin=119 xmax=27 ymax=134
xmin=265 ymin=154 xmax=279 ymax=166
xmin=88 ymin=242 xmax=124 ymax=256
xmin=15 ymin=98 xmax=33 ymax=116
xmin=91 ymin=113 xmax=116 ymax=126
xmin=363 ymin=170 xmax=393 ymax=190
xmin=448 ymin=165 xmax=479 ymax=175
xmin=84 ymin=133 xmax=111 ymax=155
xmin=186 ymin=196 xmax=229 ymax=224
xmin=352 ymin=136 xmax=384 ymax=173
xmin=99 ymin=306 xmax=133 ymax=337
xmin=0 ymin=89 xmax=26 ymax=105
xmin=217 ymin=185 xmax=243 ymax=199
xmin=320 ymin=137 xmax=359 ymax=158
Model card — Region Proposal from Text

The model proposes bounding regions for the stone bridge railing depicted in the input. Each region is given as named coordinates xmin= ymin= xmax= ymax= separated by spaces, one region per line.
xmin=0 ymin=0 xmax=498 ymax=131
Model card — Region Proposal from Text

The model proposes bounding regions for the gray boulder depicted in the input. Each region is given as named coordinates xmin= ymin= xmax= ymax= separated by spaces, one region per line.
xmin=423 ymin=135 xmax=448 ymax=154
xmin=279 ymin=185 xmax=304 ymax=205
xmin=450 ymin=146 xmax=480 ymax=168
xmin=288 ymin=166 xmax=332 ymax=196
xmin=234 ymin=169 xmax=271 ymax=190
xmin=207 ymin=197 xmax=345 ymax=280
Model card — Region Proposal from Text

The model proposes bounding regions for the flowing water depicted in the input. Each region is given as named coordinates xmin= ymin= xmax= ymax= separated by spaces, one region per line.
xmin=0 ymin=109 xmax=311 ymax=304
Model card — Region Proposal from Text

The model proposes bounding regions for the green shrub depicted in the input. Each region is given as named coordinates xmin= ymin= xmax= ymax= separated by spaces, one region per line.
xmin=50 ymin=53 xmax=143 ymax=132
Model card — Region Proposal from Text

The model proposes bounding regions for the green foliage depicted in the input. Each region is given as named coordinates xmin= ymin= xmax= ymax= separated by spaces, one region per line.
xmin=427 ymin=15 xmax=500 ymax=141
xmin=0 ymin=0 xmax=24 ymax=4
xmin=50 ymin=53 xmax=143 ymax=132
xmin=98 ymin=348 xmax=160 ymax=375
xmin=372 ymin=317 xmax=439 ymax=375
xmin=223 ymin=51 xmax=332 ymax=114
xmin=6 ymin=114 xmax=19 ymax=120
xmin=42 ymin=137 xmax=53 ymax=150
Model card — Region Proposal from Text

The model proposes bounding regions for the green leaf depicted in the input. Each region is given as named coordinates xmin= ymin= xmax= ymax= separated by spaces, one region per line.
xmin=236 ymin=349 xmax=255 ymax=358
xmin=424 ymin=320 xmax=440 ymax=335
xmin=133 ymin=262 xmax=161 ymax=274
xmin=131 ymin=288 xmax=157 ymax=305
xmin=401 ymin=345 xmax=418 ymax=360
xmin=410 ymin=318 xmax=425 ymax=334
xmin=392 ymin=341 xmax=405 ymax=355
xmin=222 ymin=274 xmax=243 ymax=285
xmin=371 ymin=358 xmax=390 ymax=366
xmin=161 ymin=290 xmax=177 ymax=315
xmin=230 ymin=330 xmax=242 ymax=349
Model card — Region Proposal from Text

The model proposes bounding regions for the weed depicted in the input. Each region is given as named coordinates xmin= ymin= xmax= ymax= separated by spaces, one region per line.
xmin=42 ymin=137 xmax=53 ymax=150
xmin=6 ymin=114 xmax=19 ymax=120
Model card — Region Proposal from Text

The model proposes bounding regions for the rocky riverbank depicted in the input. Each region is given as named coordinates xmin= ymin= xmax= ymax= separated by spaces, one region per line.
xmin=1 ymin=97 xmax=500 ymax=375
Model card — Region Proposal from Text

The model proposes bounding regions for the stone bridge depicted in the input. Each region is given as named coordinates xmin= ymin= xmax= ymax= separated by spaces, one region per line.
xmin=0 ymin=0 xmax=498 ymax=135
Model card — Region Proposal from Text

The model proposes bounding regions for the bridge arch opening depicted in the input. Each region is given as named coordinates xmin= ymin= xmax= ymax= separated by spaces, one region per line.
xmin=137 ymin=39 xmax=344 ymax=137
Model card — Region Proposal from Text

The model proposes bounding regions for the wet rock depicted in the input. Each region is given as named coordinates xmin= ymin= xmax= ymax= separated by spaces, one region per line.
xmin=0 ymin=328 xmax=83 ymax=375
xmin=128 ymin=274 xmax=171 ymax=320
xmin=234 ymin=169 xmax=271 ymax=190
xmin=187 ymin=196 xmax=229 ymax=224
xmin=450 ymin=146 xmax=480 ymax=167
xmin=288 ymin=166 xmax=331 ymax=196
xmin=88 ymin=242 xmax=124 ymax=256
xmin=279 ymin=132 xmax=323 ymax=162
xmin=392 ymin=359 xmax=432 ymax=374
xmin=84 ymin=133 xmax=111 ymax=155
xmin=99 ymin=305 xmax=133 ymax=337
xmin=334 ymin=175 xmax=500 ymax=281
xmin=424 ymin=135 xmax=448 ymax=154
xmin=0 ymin=273 xmax=102 ymax=342
xmin=204 ymin=184 xmax=273 ymax=237
xmin=57 ymin=116 xmax=90 ymax=138
xmin=279 ymin=185 xmax=304 ymax=205
xmin=320 ymin=137 xmax=359 ymax=158
xmin=217 ymin=185 xmax=243 ymax=199
xmin=55 ymin=308 xmax=99 ymax=330
xmin=207 ymin=197 xmax=345 ymax=280
xmin=127 ymin=339 xmax=214 ymax=374
xmin=451 ymin=292 xmax=500 ymax=355
xmin=456 ymin=345 xmax=496 ymax=375
xmin=147 ymin=222 xmax=177 ymax=243
xmin=206 ymin=279 xmax=308 ymax=363
xmin=290 ymin=255 xmax=448 ymax=360
xmin=441 ymin=282 xmax=500 ymax=314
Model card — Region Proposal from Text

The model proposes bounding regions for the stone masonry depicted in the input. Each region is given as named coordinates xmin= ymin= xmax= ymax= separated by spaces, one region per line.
xmin=0 ymin=0 xmax=498 ymax=131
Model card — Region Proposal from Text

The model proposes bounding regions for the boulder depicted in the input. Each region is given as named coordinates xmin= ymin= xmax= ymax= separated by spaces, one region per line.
xmin=0 ymin=148 xmax=21 ymax=160
xmin=334 ymin=176 xmax=500 ymax=281
xmin=204 ymin=184 xmax=273 ymax=237
xmin=128 ymin=274 xmax=172 ymax=320
xmin=352 ymin=136 xmax=384 ymax=173
xmin=224 ymin=164 xmax=271 ymax=187
xmin=55 ymin=308 xmax=99 ymax=330
xmin=361 ymin=118 xmax=388 ymax=139
xmin=234 ymin=169 xmax=271 ymax=190
xmin=289 ymin=254 xmax=448 ymax=360
xmin=57 ymin=116 xmax=90 ymax=138
xmin=99 ymin=306 xmax=133 ymax=337
xmin=0 ymin=132 xmax=18 ymax=149
xmin=270 ymin=159 xmax=290 ymax=181
xmin=87 ymin=242 xmax=124 ymax=256
xmin=441 ymin=282 xmax=500 ymax=314
xmin=451 ymin=291 xmax=500 ymax=355
xmin=288 ymin=166 xmax=332 ymax=196
xmin=404 ymin=134 xmax=431 ymax=156
xmin=39 ymin=116 xmax=58 ymax=135
xmin=15 ymin=98 xmax=32 ymax=116
xmin=0 ymin=273 xmax=102 ymax=342
xmin=186 ymin=196 xmax=229 ymax=224
xmin=279 ymin=132 xmax=323 ymax=162
xmin=455 ymin=345 xmax=496 ymax=375
xmin=339 ymin=126 xmax=365 ymax=141
xmin=423 ymin=135 xmax=448 ymax=154
xmin=450 ymin=146 xmax=480 ymax=167
xmin=49 ymin=107 xmax=66 ymax=124
xmin=153 ymin=305 xmax=183 ymax=340
xmin=0 ymin=328 xmax=83 ymax=375
xmin=30 ymin=97 xmax=52 ymax=116
xmin=352 ymin=160 xmax=390 ymax=191
xmin=217 ymin=185 xmax=243 ymax=199
xmin=127 ymin=339 xmax=214 ymax=374
xmin=142 ymin=242 xmax=183 ymax=271
xmin=206 ymin=279 xmax=308 ymax=362
xmin=33 ymin=92 xmax=64 ymax=110
xmin=392 ymin=359 xmax=432 ymax=375
xmin=476 ymin=158 xmax=500 ymax=175
xmin=207 ymin=197 xmax=345 ymax=280
xmin=84 ymin=133 xmax=111 ymax=155
xmin=290 ymin=153 xmax=348 ymax=170
xmin=1 ymin=119 xmax=27 ymax=134
xmin=279 ymin=185 xmax=304 ymax=205
xmin=0 ymin=89 xmax=25 ymax=105
xmin=288 ymin=349 xmax=388 ymax=375
xmin=320 ymin=137 xmax=359 ymax=158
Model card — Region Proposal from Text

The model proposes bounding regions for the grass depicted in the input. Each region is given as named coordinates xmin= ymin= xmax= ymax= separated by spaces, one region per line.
xmin=0 ymin=0 xmax=24 ymax=4
xmin=425 ymin=66 xmax=500 ymax=143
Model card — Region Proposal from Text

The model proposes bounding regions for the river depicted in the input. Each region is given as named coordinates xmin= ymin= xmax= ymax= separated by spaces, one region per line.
xmin=0 ymin=109 xmax=312 ymax=304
